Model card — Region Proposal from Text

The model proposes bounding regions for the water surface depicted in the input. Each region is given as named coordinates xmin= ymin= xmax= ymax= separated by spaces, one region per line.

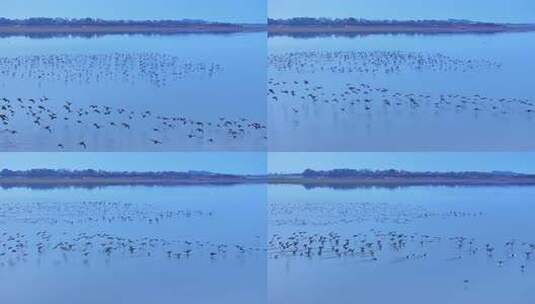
xmin=268 ymin=184 xmax=535 ymax=304
xmin=0 ymin=33 xmax=266 ymax=151
xmin=268 ymin=33 xmax=535 ymax=150
xmin=0 ymin=184 xmax=266 ymax=304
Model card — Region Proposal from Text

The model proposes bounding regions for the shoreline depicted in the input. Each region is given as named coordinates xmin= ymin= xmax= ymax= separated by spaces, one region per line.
xmin=2 ymin=176 xmax=535 ymax=188
xmin=0 ymin=177 xmax=260 ymax=186
xmin=267 ymin=24 xmax=535 ymax=35
xmin=1 ymin=24 xmax=534 ymax=37
xmin=268 ymin=177 xmax=535 ymax=187
xmin=0 ymin=24 xmax=266 ymax=36
xmin=0 ymin=178 xmax=262 ymax=189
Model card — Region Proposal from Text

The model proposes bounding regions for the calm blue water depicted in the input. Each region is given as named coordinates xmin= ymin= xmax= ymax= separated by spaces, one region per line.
xmin=269 ymin=32 xmax=535 ymax=150
xmin=0 ymin=184 xmax=266 ymax=304
xmin=268 ymin=184 xmax=535 ymax=304
xmin=0 ymin=33 xmax=266 ymax=151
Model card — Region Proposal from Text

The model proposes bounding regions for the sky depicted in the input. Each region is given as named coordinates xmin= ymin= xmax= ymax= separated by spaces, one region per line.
xmin=269 ymin=153 xmax=535 ymax=174
xmin=0 ymin=0 xmax=266 ymax=23
xmin=0 ymin=153 xmax=266 ymax=174
xmin=269 ymin=0 xmax=535 ymax=23
xmin=2 ymin=1 xmax=532 ymax=24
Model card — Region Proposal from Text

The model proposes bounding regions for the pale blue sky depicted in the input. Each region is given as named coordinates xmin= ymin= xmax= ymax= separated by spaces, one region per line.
xmin=269 ymin=0 xmax=535 ymax=23
xmin=269 ymin=153 xmax=535 ymax=174
xmin=0 ymin=0 xmax=266 ymax=23
xmin=0 ymin=153 xmax=266 ymax=174
xmin=3 ymin=1 xmax=532 ymax=24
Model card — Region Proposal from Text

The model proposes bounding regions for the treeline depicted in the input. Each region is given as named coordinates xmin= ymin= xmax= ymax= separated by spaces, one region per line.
xmin=1 ymin=168 xmax=529 ymax=180
xmin=0 ymin=169 xmax=240 ymax=179
xmin=301 ymin=169 xmax=529 ymax=178
xmin=0 ymin=17 xmax=235 ymax=27
xmin=268 ymin=18 xmax=499 ymax=26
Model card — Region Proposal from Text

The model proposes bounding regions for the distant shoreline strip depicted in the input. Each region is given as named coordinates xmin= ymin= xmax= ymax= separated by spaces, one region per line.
xmin=0 ymin=24 xmax=266 ymax=35
xmin=1 ymin=24 xmax=535 ymax=36
xmin=2 ymin=176 xmax=535 ymax=188
xmin=267 ymin=24 xmax=535 ymax=35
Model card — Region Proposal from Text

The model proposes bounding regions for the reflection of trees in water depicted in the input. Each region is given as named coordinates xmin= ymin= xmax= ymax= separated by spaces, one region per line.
xmin=0 ymin=32 xmax=247 ymax=39
xmin=268 ymin=31 xmax=512 ymax=39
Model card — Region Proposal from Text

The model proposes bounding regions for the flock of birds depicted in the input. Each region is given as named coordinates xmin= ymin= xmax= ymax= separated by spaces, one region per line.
xmin=268 ymin=49 xmax=535 ymax=149
xmin=0 ymin=95 xmax=267 ymax=150
xmin=269 ymin=50 xmax=501 ymax=74
xmin=0 ymin=49 xmax=268 ymax=150
xmin=269 ymin=201 xmax=483 ymax=227
xmin=268 ymin=78 xmax=535 ymax=118
xmin=0 ymin=53 xmax=222 ymax=87
xmin=0 ymin=200 xmax=264 ymax=268
xmin=1 ymin=194 xmax=533 ymax=291
xmin=0 ymin=231 xmax=264 ymax=269
xmin=0 ymin=201 xmax=212 ymax=226
xmin=268 ymin=229 xmax=534 ymax=275
xmin=3 ymin=49 xmax=525 ymax=150
xmin=269 ymin=199 xmax=534 ymax=289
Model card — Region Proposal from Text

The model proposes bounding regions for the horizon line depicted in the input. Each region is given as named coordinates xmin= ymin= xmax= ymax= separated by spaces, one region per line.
xmin=3 ymin=17 xmax=534 ymax=25
xmin=267 ymin=17 xmax=535 ymax=25
xmin=0 ymin=16 xmax=267 ymax=25
xmin=1 ymin=168 xmax=534 ymax=176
